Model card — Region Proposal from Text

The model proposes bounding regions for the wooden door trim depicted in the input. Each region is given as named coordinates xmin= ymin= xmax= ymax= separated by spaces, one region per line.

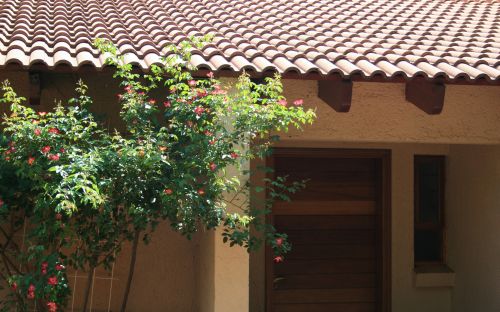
xmin=265 ymin=148 xmax=392 ymax=312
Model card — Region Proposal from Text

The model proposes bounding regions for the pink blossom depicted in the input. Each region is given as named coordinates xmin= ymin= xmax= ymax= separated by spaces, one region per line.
xmin=47 ymin=302 xmax=57 ymax=312
xmin=47 ymin=276 xmax=58 ymax=286
xmin=48 ymin=128 xmax=60 ymax=135
xmin=48 ymin=154 xmax=60 ymax=161
xmin=194 ymin=106 xmax=205 ymax=116
xmin=273 ymin=256 xmax=284 ymax=263
xmin=209 ymin=162 xmax=217 ymax=171
xmin=41 ymin=146 xmax=51 ymax=154
xmin=34 ymin=128 xmax=42 ymax=136
xmin=277 ymin=99 xmax=287 ymax=106
xmin=293 ymin=99 xmax=304 ymax=106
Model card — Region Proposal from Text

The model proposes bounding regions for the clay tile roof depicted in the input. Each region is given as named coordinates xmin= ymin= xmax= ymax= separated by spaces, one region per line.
xmin=0 ymin=0 xmax=500 ymax=81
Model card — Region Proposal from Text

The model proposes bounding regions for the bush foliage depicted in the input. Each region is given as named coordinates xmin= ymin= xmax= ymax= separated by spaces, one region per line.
xmin=0 ymin=38 xmax=315 ymax=311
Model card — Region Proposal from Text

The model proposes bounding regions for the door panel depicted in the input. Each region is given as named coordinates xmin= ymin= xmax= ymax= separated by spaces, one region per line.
xmin=267 ymin=151 xmax=388 ymax=312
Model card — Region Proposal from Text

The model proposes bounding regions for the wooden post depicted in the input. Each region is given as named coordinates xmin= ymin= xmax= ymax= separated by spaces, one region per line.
xmin=405 ymin=79 xmax=445 ymax=114
xmin=318 ymin=79 xmax=353 ymax=112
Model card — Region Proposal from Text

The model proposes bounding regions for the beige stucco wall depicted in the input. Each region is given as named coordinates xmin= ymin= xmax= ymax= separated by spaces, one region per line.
xmin=447 ymin=145 xmax=500 ymax=312
xmin=1 ymin=71 xmax=499 ymax=311
xmin=281 ymin=79 xmax=500 ymax=144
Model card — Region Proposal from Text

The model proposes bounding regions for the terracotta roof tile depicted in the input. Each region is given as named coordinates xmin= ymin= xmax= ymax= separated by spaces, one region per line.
xmin=0 ymin=0 xmax=499 ymax=81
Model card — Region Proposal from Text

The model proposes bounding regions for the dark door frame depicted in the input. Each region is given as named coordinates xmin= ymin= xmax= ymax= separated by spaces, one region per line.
xmin=265 ymin=148 xmax=392 ymax=312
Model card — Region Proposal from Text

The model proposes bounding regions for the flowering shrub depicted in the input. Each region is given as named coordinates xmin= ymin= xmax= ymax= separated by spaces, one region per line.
xmin=0 ymin=37 xmax=315 ymax=311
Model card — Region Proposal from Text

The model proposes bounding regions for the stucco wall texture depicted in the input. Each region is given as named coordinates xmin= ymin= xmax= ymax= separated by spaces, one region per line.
xmin=0 ymin=71 xmax=499 ymax=312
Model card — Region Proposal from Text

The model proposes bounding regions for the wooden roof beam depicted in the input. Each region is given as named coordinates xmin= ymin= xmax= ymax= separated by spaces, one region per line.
xmin=318 ymin=79 xmax=353 ymax=112
xmin=405 ymin=79 xmax=445 ymax=114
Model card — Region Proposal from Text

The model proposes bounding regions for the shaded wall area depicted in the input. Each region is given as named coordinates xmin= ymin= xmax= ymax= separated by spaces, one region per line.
xmin=447 ymin=145 xmax=500 ymax=312
xmin=0 ymin=70 xmax=203 ymax=311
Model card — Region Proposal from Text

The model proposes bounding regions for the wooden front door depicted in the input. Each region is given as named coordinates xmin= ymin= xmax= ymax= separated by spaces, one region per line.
xmin=266 ymin=149 xmax=391 ymax=312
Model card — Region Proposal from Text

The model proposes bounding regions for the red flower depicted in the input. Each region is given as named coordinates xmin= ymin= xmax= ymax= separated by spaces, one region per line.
xmin=209 ymin=162 xmax=217 ymax=171
xmin=55 ymin=213 xmax=62 ymax=221
xmin=149 ymin=99 xmax=156 ymax=105
xmin=47 ymin=276 xmax=58 ymax=286
xmin=230 ymin=152 xmax=239 ymax=159
xmin=197 ymin=189 xmax=205 ymax=196
xmin=55 ymin=264 xmax=65 ymax=271
xmin=188 ymin=80 xmax=197 ymax=87
xmin=209 ymin=139 xmax=216 ymax=145
xmin=38 ymin=112 xmax=47 ymax=117
xmin=48 ymin=154 xmax=60 ymax=161
xmin=273 ymin=256 xmax=284 ymax=263
xmin=163 ymin=101 xmax=171 ymax=108
xmin=34 ymin=128 xmax=42 ymax=136
xmin=59 ymin=148 xmax=65 ymax=153
xmin=207 ymin=72 xmax=214 ymax=78
xmin=47 ymin=302 xmax=57 ymax=312
xmin=277 ymin=99 xmax=287 ymax=106
xmin=41 ymin=146 xmax=51 ymax=154
xmin=164 ymin=189 xmax=173 ymax=195
xmin=48 ymin=128 xmax=60 ymax=135
xmin=276 ymin=238 xmax=283 ymax=246
xmin=27 ymin=284 xmax=35 ymax=299
xmin=5 ymin=157 xmax=10 ymax=161
xmin=41 ymin=262 xmax=48 ymax=274
xmin=10 ymin=282 xmax=17 ymax=291
xmin=194 ymin=106 xmax=205 ymax=116
xmin=125 ymin=85 xmax=133 ymax=93
xmin=293 ymin=99 xmax=304 ymax=106
xmin=204 ymin=130 xmax=213 ymax=136
xmin=28 ymin=157 xmax=35 ymax=165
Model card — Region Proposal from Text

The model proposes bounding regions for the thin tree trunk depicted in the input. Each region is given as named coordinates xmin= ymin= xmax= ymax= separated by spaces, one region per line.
xmin=120 ymin=230 xmax=140 ymax=312
xmin=82 ymin=267 xmax=95 ymax=312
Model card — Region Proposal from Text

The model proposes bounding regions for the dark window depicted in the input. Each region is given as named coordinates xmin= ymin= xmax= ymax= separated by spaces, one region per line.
xmin=414 ymin=156 xmax=445 ymax=264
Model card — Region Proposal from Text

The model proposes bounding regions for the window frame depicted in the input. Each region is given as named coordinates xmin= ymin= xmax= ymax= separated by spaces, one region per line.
xmin=414 ymin=155 xmax=446 ymax=266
